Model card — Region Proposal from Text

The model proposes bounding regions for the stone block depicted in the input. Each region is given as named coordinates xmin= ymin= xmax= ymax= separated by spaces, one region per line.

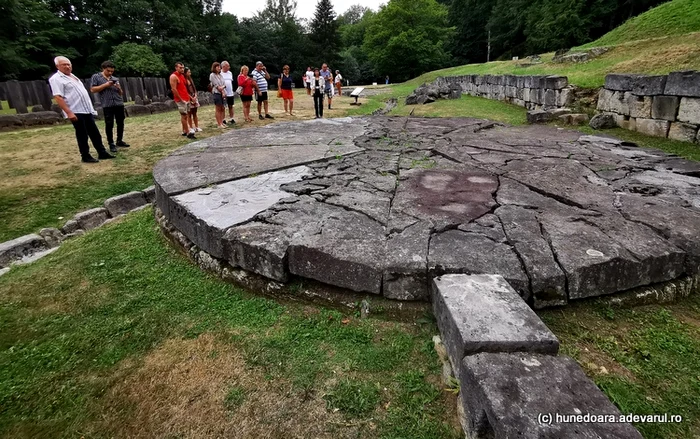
xmin=512 ymin=99 xmax=525 ymax=107
xmin=605 ymin=73 xmax=636 ymax=91
xmin=61 ymin=219 xmax=81 ymax=235
xmin=383 ymin=221 xmax=431 ymax=301
xmin=596 ymin=88 xmax=613 ymax=111
xmin=460 ymin=353 xmax=643 ymax=439
xmin=664 ymin=70 xmax=700 ymax=97
xmin=104 ymin=191 xmax=148 ymax=217
xmin=677 ymin=97 xmax=700 ymax=124
xmin=431 ymin=274 xmax=559 ymax=376
xmin=39 ymin=227 xmax=63 ymax=248
xmin=74 ymin=207 xmax=109 ymax=231
xmin=17 ymin=112 xmax=62 ymax=127
xmin=610 ymin=91 xmax=630 ymax=115
xmin=652 ymin=95 xmax=680 ymax=120
xmin=632 ymin=75 xmax=667 ymax=95
xmin=557 ymin=87 xmax=574 ymax=107
xmin=544 ymin=75 xmax=567 ymax=90
xmin=614 ymin=114 xmax=637 ymax=131
xmin=0 ymin=115 xmax=23 ymax=129
xmin=142 ymin=185 xmax=156 ymax=203
xmin=125 ymin=104 xmax=151 ymax=117
xmin=531 ymin=88 xmax=543 ymax=105
xmin=527 ymin=110 xmax=554 ymax=124
xmin=146 ymin=102 xmax=170 ymax=114
xmin=569 ymin=113 xmax=590 ymax=125
xmin=289 ymin=235 xmax=385 ymax=294
xmin=0 ymin=234 xmax=48 ymax=267
xmin=224 ymin=222 xmax=290 ymax=282
xmin=544 ymin=89 xmax=557 ymax=107
xmin=474 ymin=75 xmax=483 ymax=85
xmin=636 ymin=118 xmax=670 ymax=137
xmin=589 ymin=113 xmax=617 ymax=130
xmin=506 ymin=75 xmax=518 ymax=87
xmin=505 ymin=86 xmax=517 ymax=98
xmin=626 ymin=94 xmax=652 ymax=118
xmin=522 ymin=88 xmax=530 ymax=102
xmin=668 ymin=122 xmax=699 ymax=143
xmin=515 ymin=76 xmax=526 ymax=88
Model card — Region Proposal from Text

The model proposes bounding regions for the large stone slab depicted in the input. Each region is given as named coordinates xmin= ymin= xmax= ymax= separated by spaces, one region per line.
xmin=154 ymin=117 xmax=700 ymax=306
xmin=170 ymin=166 xmax=310 ymax=258
xmin=460 ymin=352 xmax=643 ymax=439
xmin=496 ymin=205 xmax=567 ymax=307
xmin=0 ymin=234 xmax=48 ymax=267
xmin=429 ymin=230 xmax=530 ymax=298
xmin=664 ymin=70 xmax=700 ymax=97
xmin=432 ymin=274 xmax=559 ymax=376
xmin=677 ymin=97 xmax=700 ymax=124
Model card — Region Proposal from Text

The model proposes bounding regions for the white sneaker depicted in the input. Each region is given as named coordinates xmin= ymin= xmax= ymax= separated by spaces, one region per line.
xmin=189 ymin=128 xmax=195 ymax=134
xmin=195 ymin=127 xmax=203 ymax=132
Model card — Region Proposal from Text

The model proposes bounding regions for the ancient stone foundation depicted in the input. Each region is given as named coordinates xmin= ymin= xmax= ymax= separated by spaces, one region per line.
xmin=597 ymin=71 xmax=700 ymax=143
xmin=407 ymin=74 xmax=574 ymax=111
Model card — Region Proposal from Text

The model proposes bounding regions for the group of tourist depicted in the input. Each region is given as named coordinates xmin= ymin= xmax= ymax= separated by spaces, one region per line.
xmin=50 ymin=56 xmax=129 ymax=163
xmin=49 ymin=56 xmax=347 ymax=163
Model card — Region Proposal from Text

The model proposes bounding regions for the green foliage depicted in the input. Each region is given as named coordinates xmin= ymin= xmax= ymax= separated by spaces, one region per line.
xmin=577 ymin=0 xmax=700 ymax=49
xmin=364 ymin=0 xmax=454 ymax=82
xmin=310 ymin=0 xmax=341 ymax=65
xmin=447 ymin=0 xmax=670 ymax=64
xmin=223 ymin=386 xmax=246 ymax=411
xmin=324 ymin=379 xmax=381 ymax=417
xmin=111 ymin=43 xmax=167 ymax=77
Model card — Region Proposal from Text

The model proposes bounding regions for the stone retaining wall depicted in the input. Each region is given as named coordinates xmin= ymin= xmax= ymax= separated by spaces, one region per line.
xmin=597 ymin=71 xmax=700 ymax=143
xmin=0 ymin=187 xmax=155 ymax=274
xmin=433 ymin=74 xmax=574 ymax=110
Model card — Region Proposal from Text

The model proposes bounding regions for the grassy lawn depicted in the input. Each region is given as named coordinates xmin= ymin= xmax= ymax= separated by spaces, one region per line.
xmin=0 ymin=208 xmax=462 ymax=438
xmin=576 ymin=0 xmax=700 ymax=49
xmin=538 ymin=296 xmax=700 ymax=439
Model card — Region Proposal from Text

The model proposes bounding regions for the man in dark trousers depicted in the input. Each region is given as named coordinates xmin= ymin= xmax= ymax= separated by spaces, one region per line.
xmin=90 ymin=61 xmax=130 ymax=152
xmin=49 ymin=56 xmax=115 ymax=163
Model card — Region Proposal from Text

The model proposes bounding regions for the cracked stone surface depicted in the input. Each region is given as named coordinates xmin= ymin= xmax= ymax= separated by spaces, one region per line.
xmin=154 ymin=116 xmax=700 ymax=307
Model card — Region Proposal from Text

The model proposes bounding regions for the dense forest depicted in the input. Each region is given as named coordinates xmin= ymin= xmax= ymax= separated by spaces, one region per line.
xmin=0 ymin=0 xmax=670 ymax=85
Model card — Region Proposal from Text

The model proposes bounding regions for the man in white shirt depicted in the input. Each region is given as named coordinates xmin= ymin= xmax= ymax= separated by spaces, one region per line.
xmin=49 ymin=56 xmax=115 ymax=163
xmin=220 ymin=61 xmax=236 ymax=125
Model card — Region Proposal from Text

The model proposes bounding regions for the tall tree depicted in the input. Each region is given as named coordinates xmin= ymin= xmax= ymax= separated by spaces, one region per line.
xmin=310 ymin=0 xmax=341 ymax=65
xmin=364 ymin=0 xmax=453 ymax=82
xmin=448 ymin=0 xmax=491 ymax=64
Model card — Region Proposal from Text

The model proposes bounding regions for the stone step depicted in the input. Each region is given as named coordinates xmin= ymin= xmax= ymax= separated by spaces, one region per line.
xmin=460 ymin=352 xmax=643 ymax=438
xmin=0 ymin=234 xmax=48 ymax=267
xmin=431 ymin=274 xmax=559 ymax=376
xmin=104 ymin=191 xmax=147 ymax=217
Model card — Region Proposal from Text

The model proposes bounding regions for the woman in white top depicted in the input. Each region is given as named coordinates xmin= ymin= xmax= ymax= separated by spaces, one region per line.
xmin=334 ymin=70 xmax=343 ymax=97
xmin=209 ymin=62 xmax=227 ymax=128
xmin=311 ymin=68 xmax=325 ymax=118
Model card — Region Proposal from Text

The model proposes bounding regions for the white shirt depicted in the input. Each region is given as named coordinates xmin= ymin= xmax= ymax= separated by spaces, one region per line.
xmin=335 ymin=74 xmax=343 ymax=83
xmin=305 ymin=71 xmax=314 ymax=84
xmin=221 ymin=70 xmax=234 ymax=97
xmin=49 ymin=71 xmax=96 ymax=117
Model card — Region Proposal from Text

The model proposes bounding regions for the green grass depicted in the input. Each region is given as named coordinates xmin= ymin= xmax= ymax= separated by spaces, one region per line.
xmin=223 ymin=385 xmax=247 ymax=411
xmin=0 ymin=172 xmax=153 ymax=241
xmin=576 ymin=0 xmax=700 ymax=49
xmin=0 ymin=208 xmax=460 ymax=438
xmin=539 ymin=296 xmax=700 ymax=439
xmin=0 ymin=101 xmax=16 ymax=115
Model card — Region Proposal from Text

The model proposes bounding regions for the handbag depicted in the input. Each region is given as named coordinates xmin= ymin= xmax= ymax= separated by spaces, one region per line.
xmin=235 ymin=85 xmax=243 ymax=95
xmin=277 ymin=89 xmax=283 ymax=98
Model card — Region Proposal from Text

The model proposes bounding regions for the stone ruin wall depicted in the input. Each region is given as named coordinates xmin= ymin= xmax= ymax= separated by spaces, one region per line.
xmin=597 ymin=71 xmax=700 ymax=143
xmin=434 ymin=74 xmax=574 ymax=110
